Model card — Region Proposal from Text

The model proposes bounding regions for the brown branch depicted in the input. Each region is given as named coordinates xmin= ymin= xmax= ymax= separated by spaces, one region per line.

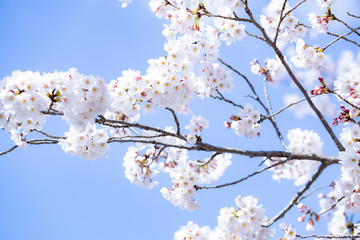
xmin=297 ymin=234 xmax=360 ymax=239
xmin=195 ymin=152 xmax=221 ymax=166
xmin=323 ymin=26 xmax=360 ymax=51
xmin=318 ymin=196 xmax=345 ymax=215
xmin=210 ymin=90 xmax=244 ymax=109
xmin=0 ymin=145 xmax=18 ymax=156
xmin=326 ymin=31 xmax=360 ymax=48
xmin=166 ymin=107 xmax=181 ymax=136
xmin=284 ymin=0 xmax=307 ymax=17
xmin=33 ymin=130 xmax=66 ymax=139
xmin=333 ymin=16 xmax=360 ymax=37
xmin=264 ymin=163 xmax=328 ymax=227
xmin=274 ymin=0 xmax=288 ymax=44
xmin=347 ymin=12 xmax=360 ymax=19
xmin=27 ymin=139 xmax=59 ymax=145
xmin=245 ymin=31 xmax=266 ymax=42
xmin=107 ymin=136 xmax=340 ymax=164
xmin=197 ymin=12 xmax=251 ymax=23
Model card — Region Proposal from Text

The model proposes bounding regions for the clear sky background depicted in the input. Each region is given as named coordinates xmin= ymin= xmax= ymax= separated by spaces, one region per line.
xmin=0 ymin=0 xmax=359 ymax=239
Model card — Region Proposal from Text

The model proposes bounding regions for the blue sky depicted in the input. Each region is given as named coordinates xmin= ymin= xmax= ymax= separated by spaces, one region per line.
xmin=0 ymin=0 xmax=359 ymax=239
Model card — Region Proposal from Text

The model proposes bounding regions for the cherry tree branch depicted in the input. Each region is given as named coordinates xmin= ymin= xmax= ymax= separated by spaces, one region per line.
xmin=347 ymin=12 xmax=360 ymax=19
xmin=323 ymin=26 xmax=360 ymax=51
xmin=298 ymin=182 xmax=334 ymax=202
xmin=262 ymin=95 xmax=318 ymax=121
xmin=0 ymin=145 xmax=18 ymax=156
xmin=284 ymin=0 xmax=306 ymax=17
xmin=166 ymin=107 xmax=181 ymax=136
xmin=264 ymin=163 xmax=328 ymax=227
xmin=333 ymin=15 xmax=360 ymax=37
xmin=318 ymin=196 xmax=345 ymax=215
xmin=245 ymin=30 xmax=266 ymax=42
xmin=33 ymin=130 xmax=66 ymax=139
xmin=296 ymin=234 xmax=360 ymax=239
xmin=242 ymin=2 xmax=345 ymax=151
xmin=217 ymin=58 xmax=288 ymax=149
xmin=274 ymin=0 xmax=288 ymax=44
xmin=210 ymin=90 xmax=244 ymax=109
xmin=326 ymin=31 xmax=360 ymax=48
xmin=330 ymin=90 xmax=360 ymax=111
xmin=263 ymin=78 xmax=289 ymax=150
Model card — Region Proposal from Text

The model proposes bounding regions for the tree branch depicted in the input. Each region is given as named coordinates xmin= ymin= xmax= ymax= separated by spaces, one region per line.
xmin=264 ymin=163 xmax=328 ymax=227
xmin=296 ymin=234 xmax=360 ymax=239
xmin=196 ymin=157 xmax=291 ymax=190
xmin=166 ymin=107 xmax=181 ymax=136
xmin=242 ymin=3 xmax=345 ymax=151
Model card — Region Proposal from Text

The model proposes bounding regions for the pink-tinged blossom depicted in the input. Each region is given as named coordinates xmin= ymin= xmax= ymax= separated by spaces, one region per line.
xmin=226 ymin=103 xmax=261 ymax=138
xmin=309 ymin=13 xmax=330 ymax=34
xmin=280 ymin=223 xmax=297 ymax=240
xmin=185 ymin=115 xmax=209 ymax=144
xmin=317 ymin=0 xmax=337 ymax=9
xmin=290 ymin=39 xmax=327 ymax=70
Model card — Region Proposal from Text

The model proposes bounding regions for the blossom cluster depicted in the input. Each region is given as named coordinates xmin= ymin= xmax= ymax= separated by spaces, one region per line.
xmin=0 ymin=69 xmax=109 ymax=151
xmin=161 ymin=153 xmax=232 ymax=210
xmin=60 ymin=124 xmax=110 ymax=161
xmin=260 ymin=0 xmax=307 ymax=43
xmin=334 ymin=68 xmax=360 ymax=107
xmin=279 ymin=223 xmax=297 ymax=240
xmin=185 ymin=115 xmax=209 ymax=144
xmin=266 ymin=128 xmax=323 ymax=186
xmin=174 ymin=195 xmax=274 ymax=239
xmin=251 ymin=58 xmax=286 ymax=83
xmin=308 ymin=13 xmax=331 ymax=34
xmin=290 ymin=39 xmax=326 ymax=70
xmin=225 ymin=103 xmax=261 ymax=138
xmin=335 ymin=125 xmax=360 ymax=212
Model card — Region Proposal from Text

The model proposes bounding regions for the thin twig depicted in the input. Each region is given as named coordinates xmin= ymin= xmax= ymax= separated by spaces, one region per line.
xmin=166 ymin=107 xmax=181 ymax=136
xmin=274 ymin=0 xmax=288 ymax=44
xmin=196 ymin=157 xmax=292 ymax=190
xmin=323 ymin=26 xmax=360 ymax=51
xmin=347 ymin=12 xmax=360 ymax=19
xmin=318 ymin=196 xmax=345 ymax=215
xmin=333 ymin=16 xmax=360 ymax=37
xmin=217 ymin=58 xmax=268 ymax=112
xmin=27 ymin=139 xmax=59 ymax=145
xmin=210 ymin=90 xmax=244 ymax=109
xmin=330 ymin=90 xmax=360 ymax=111
xmin=33 ymin=130 xmax=66 ymax=139
xmin=327 ymin=31 xmax=360 ymax=48
xmin=0 ymin=145 xmax=18 ymax=156
xmin=196 ymin=152 xmax=221 ymax=166
xmin=261 ymin=95 xmax=318 ymax=121
xmin=284 ymin=0 xmax=307 ymax=17
xmin=245 ymin=31 xmax=266 ymax=42
xmin=263 ymin=78 xmax=289 ymax=150
xmin=297 ymin=183 xmax=334 ymax=202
